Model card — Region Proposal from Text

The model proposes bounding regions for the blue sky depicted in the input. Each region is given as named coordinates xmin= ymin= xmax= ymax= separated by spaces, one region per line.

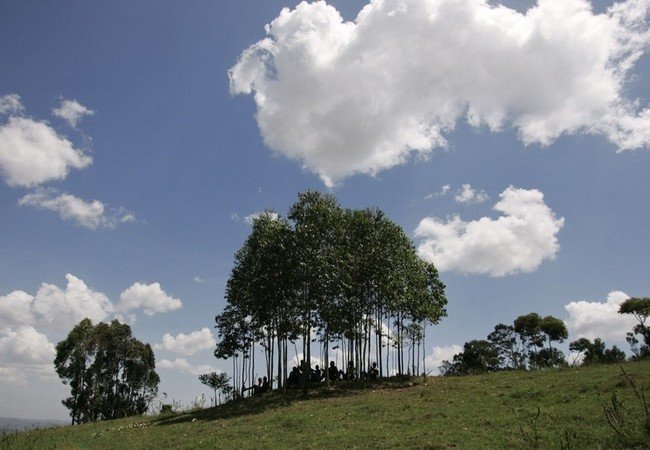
xmin=1 ymin=0 xmax=649 ymax=420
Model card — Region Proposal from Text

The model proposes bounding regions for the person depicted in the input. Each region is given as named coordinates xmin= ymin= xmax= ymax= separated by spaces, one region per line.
xmin=244 ymin=377 xmax=263 ymax=395
xmin=328 ymin=361 xmax=339 ymax=381
xmin=311 ymin=365 xmax=323 ymax=383
xmin=287 ymin=366 xmax=301 ymax=386
xmin=346 ymin=361 xmax=355 ymax=381
xmin=259 ymin=376 xmax=270 ymax=393
xmin=369 ymin=362 xmax=379 ymax=381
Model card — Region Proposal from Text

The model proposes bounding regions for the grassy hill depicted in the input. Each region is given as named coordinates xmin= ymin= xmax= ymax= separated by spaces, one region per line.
xmin=4 ymin=360 xmax=649 ymax=449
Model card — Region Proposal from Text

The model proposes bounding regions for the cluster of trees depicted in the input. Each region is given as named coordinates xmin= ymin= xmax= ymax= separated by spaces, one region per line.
xmin=441 ymin=313 xmax=570 ymax=376
xmin=54 ymin=319 xmax=160 ymax=424
xmin=198 ymin=372 xmax=232 ymax=406
xmin=214 ymin=191 xmax=447 ymax=395
xmin=442 ymin=298 xmax=650 ymax=376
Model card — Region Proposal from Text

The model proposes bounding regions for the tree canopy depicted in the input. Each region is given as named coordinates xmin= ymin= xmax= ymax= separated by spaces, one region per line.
xmin=214 ymin=191 xmax=447 ymax=394
xmin=619 ymin=297 xmax=650 ymax=358
xmin=54 ymin=319 xmax=159 ymax=424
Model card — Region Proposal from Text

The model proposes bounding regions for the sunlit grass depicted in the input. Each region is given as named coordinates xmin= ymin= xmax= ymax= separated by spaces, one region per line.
xmin=4 ymin=360 xmax=649 ymax=449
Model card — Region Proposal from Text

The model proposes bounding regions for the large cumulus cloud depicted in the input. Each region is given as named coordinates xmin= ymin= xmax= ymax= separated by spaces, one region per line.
xmin=230 ymin=0 xmax=650 ymax=185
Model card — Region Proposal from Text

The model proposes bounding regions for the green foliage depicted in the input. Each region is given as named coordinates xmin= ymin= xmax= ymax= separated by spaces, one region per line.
xmin=446 ymin=312 xmax=567 ymax=375
xmin=54 ymin=319 xmax=159 ymax=424
xmin=598 ymin=366 xmax=650 ymax=447
xmin=619 ymin=297 xmax=650 ymax=358
xmin=198 ymin=372 xmax=231 ymax=406
xmin=569 ymin=338 xmax=626 ymax=366
xmin=215 ymin=191 xmax=447 ymax=393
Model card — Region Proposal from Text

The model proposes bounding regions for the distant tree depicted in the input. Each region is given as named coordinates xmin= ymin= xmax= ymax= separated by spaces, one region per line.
xmin=440 ymin=340 xmax=499 ymax=376
xmin=535 ymin=316 xmax=568 ymax=367
xmin=54 ymin=319 xmax=159 ymax=424
xmin=487 ymin=323 xmax=524 ymax=370
xmin=618 ymin=297 xmax=650 ymax=358
xmin=569 ymin=337 xmax=626 ymax=365
xmin=514 ymin=313 xmax=544 ymax=368
xmin=199 ymin=372 xmax=231 ymax=406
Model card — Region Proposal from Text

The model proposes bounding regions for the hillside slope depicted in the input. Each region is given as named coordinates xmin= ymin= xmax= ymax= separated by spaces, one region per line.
xmin=4 ymin=360 xmax=649 ymax=449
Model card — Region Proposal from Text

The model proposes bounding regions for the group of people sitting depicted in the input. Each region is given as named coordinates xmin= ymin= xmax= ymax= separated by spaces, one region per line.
xmin=245 ymin=360 xmax=381 ymax=395
xmin=244 ymin=376 xmax=270 ymax=395
xmin=287 ymin=360 xmax=380 ymax=387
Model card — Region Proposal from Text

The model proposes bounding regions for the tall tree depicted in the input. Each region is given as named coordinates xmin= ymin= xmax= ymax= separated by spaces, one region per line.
xmin=618 ymin=297 xmax=650 ymax=358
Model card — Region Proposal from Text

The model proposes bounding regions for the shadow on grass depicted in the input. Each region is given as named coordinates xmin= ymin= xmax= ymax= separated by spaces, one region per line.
xmin=151 ymin=376 xmax=419 ymax=427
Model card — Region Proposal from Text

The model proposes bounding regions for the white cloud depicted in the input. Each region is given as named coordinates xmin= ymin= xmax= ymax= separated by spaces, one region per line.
xmin=564 ymin=290 xmax=636 ymax=341
xmin=19 ymin=188 xmax=136 ymax=230
xmin=244 ymin=211 xmax=280 ymax=225
xmin=117 ymin=282 xmax=182 ymax=316
xmin=424 ymin=344 xmax=463 ymax=375
xmin=193 ymin=276 xmax=205 ymax=284
xmin=156 ymin=328 xmax=215 ymax=356
xmin=415 ymin=186 xmax=564 ymax=276
xmin=0 ymin=291 xmax=35 ymax=329
xmin=230 ymin=0 xmax=650 ymax=186
xmin=33 ymin=274 xmax=114 ymax=332
xmin=0 ymin=116 xmax=92 ymax=187
xmin=0 ymin=326 xmax=55 ymax=367
xmin=158 ymin=358 xmax=218 ymax=375
xmin=454 ymin=184 xmax=489 ymax=204
xmin=0 ymin=94 xmax=24 ymax=115
xmin=52 ymin=99 xmax=94 ymax=128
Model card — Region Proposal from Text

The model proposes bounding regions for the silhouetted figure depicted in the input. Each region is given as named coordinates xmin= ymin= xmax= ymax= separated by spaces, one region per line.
xmin=328 ymin=361 xmax=339 ymax=381
xmin=259 ymin=376 xmax=270 ymax=393
xmin=288 ymin=366 xmax=301 ymax=386
xmin=369 ymin=362 xmax=379 ymax=381
xmin=244 ymin=377 xmax=264 ymax=395
xmin=311 ymin=365 xmax=323 ymax=382
xmin=346 ymin=361 xmax=355 ymax=381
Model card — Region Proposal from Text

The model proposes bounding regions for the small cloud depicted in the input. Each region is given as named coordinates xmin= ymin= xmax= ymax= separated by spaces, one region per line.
xmin=193 ymin=276 xmax=205 ymax=284
xmin=0 ymin=94 xmax=24 ymax=115
xmin=52 ymin=99 xmax=94 ymax=128
xmin=158 ymin=358 xmax=218 ymax=375
xmin=454 ymin=184 xmax=489 ymax=204
xmin=0 ymin=116 xmax=92 ymax=187
xmin=425 ymin=184 xmax=451 ymax=200
xmin=244 ymin=211 xmax=279 ymax=225
xmin=155 ymin=328 xmax=215 ymax=356
xmin=230 ymin=213 xmax=241 ymax=222
xmin=117 ymin=282 xmax=182 ymax=316
xmin=19 ymin=188 xmax=136 ymax=229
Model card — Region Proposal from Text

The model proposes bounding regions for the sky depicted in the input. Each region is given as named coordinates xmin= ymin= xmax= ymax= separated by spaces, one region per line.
xmin=1 ymin=0 xmax=649 ymax=420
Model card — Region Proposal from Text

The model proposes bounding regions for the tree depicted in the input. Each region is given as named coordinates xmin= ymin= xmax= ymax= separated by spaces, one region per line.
xmin=514 ymin=313 xmax=544 ymax=368
xmin=199 ymin=372 xmax=231 ymax=406
xmin=536 ymin=316 xmax=568 ymax=367
xmin=569 ymin=337 xmax=626 ymax=365
xmin=54 ymin=319 xmax=159 ymax=424
xmin=214 ymin=191 xmax=447 ymax=390
xmin=440 ymin=340 xmax=500 ymax=376
xmin=618 ymin=297 xmax=650 ymax=358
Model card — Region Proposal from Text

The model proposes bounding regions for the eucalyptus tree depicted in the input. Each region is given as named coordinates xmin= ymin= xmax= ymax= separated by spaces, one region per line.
xmin=288 ymin=191 xmax=343 ymax=393
xmin=618 ymin=297 xmax=650 ymax=358
xmin=214 ymin=191 xmax=447 ymax=389
xmin=55 ymin=319 xmax=159 ymax=424
xmin=513 ymin=313 xmax=544 ymax=368
xmin=199 ymin=372 xmax=231 ymax=406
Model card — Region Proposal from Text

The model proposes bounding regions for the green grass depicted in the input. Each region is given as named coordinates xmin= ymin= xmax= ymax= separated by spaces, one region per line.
xmin=4 ymin=360 xmax=650 ymax=449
